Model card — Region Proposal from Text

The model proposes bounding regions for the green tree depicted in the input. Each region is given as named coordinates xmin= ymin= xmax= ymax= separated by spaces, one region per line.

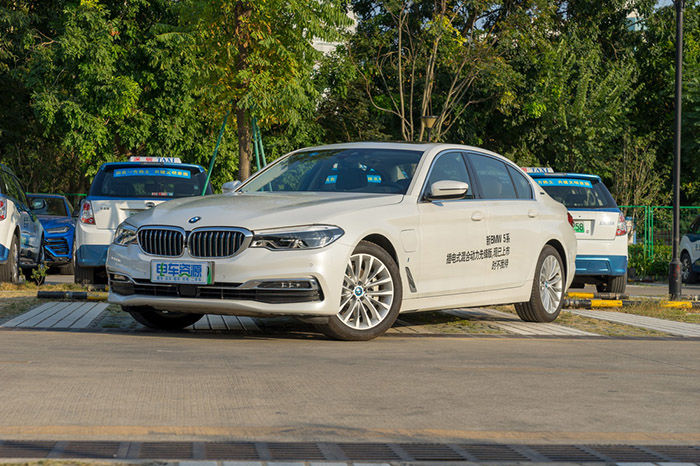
xmin=180 ymin=0 xmax=351 ymax=180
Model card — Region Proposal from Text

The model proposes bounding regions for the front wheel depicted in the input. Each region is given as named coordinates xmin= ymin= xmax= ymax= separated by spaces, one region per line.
xmin=317 ymin=241 xmax=402 ymax=341
xmin=125 ymin=306 xmax=203 ymax=330
xmin=515 ymin=245 xmax=565 ymax=322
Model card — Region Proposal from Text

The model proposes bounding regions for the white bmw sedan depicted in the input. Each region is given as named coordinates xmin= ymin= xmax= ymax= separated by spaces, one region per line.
xmin=106 ymin=142 xmax=576 ymax=340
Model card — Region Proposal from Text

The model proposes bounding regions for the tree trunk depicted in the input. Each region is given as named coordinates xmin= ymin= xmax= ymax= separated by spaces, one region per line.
xmin=237 ymin=106 xmax=252 ymax=181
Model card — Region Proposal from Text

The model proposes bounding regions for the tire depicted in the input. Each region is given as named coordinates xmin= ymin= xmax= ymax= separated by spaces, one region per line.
xmin=596 ymin=272 xmax=627 ymax=293
xmin=317 ymin=240 xmax=402 ymax=341
xmin=125 ymin=305 xmax=203 ymax=330
xmin=59 ymin=262 xmax=75 ymax=275
xmin=73 ymin=238 xmax=94 ymax=284
xmin=515 ymin=245 xmax=565 ymax=323
xmin=26 ymin=244 xmax=47 ymax=285
xmin=0 ymin=235 xmax=20 ymax=284
xmin=681 ymin=251 xmax=697 ymax=284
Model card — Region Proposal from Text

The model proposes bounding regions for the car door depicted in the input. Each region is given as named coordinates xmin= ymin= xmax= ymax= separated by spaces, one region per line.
xmin=688 ymin=217 xmax=700 ymax=264
xmin=0 ymin=172 xmax=42 ymax=264
xmin=466 ymin=153 xmax=539 ymax=291
xmin=417 ymin=151 xmax=488 ymax=297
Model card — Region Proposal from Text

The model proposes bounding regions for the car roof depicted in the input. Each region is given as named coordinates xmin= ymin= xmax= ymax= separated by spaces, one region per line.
xmin=98 ymin=161 xmax=205 ymax=171
xmin=528 ymin=172 xmax=602 ymax=181
xmin=289 ymin=141 xmax=511 ymax=160
xmin=27 ymin=193 xmax=69 ymax=200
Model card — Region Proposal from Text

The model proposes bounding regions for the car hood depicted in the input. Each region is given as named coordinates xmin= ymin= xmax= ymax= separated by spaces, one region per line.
xmin=37 ymin=215 xmax=74 ymax=231
xmin=127 ymin=192 xmax=404 ymax=230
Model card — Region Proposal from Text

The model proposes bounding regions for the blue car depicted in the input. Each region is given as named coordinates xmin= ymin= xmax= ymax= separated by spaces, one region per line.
xmin=27 ymin=193 xmax=75 ymax=274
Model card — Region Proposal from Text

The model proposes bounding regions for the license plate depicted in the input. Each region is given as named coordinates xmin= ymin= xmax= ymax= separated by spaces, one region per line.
xmin=573 ymin=220 xmax=592 ymax=235
xmin=151 ymin=261 xmax=211 ymax=284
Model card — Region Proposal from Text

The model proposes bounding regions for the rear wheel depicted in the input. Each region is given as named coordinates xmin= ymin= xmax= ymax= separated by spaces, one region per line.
xmin=0 ymin=235 xmax=20 ymax=284
xmin=73 ymin=238 xmax=94 ymax=284
xmin=125 ymin=306 xmax=203 ymax=330
xmin=681 ymin=251 xmax=697 ymax=284
xmin=317 ymin=241 xmax=402 ymax=341
xmin=596 ymin=272 xmax=627 ymax=293
xmin=515 ymin=245 xmax=564 ymax=322
xmin=22 ymin=243 xmax=46 ymax=285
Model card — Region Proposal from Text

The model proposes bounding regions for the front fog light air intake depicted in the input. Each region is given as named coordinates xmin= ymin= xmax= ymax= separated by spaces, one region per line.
xmin=251 ymin=225 xmax=344 ymax=250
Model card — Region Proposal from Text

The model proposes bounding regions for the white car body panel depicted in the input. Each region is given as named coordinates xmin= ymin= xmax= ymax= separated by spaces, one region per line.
xmin=107 ymin=143 xmax=577 ymax=318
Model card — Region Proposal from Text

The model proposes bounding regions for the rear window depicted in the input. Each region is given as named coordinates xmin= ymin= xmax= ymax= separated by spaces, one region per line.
xmin=535 ymin=177 xmax=617 ymax=209
xmin=89 ymin=165 xmax=211 ymax=199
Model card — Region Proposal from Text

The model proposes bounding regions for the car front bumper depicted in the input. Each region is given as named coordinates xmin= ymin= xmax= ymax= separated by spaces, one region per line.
xmin=106 ymin=239 xmax=353 ymax=317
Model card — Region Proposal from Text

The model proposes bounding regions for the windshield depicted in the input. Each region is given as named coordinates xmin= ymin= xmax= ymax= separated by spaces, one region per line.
xmin=535 ymin=177 xmax=617 ymax=209
xmin=89 ymin=165 xmax=211 ymax=198
xmin=241 ymin=148 xmax=423 ymax=194
xmin=29 ymin=196 xmax=70 ymax=216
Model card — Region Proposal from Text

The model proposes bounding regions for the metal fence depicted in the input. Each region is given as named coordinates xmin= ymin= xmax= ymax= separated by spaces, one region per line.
xmin=620 ymin=205 xmax=700 ymax=259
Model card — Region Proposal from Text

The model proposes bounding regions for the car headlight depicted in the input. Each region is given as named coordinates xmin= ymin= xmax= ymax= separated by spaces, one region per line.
xmin=113 ymin=223 xmax=138 ymax=246
xmin=251 ymin=225 xmax=344 ymax=250
xmin=47 ymin=226 xmax=70 ymax=234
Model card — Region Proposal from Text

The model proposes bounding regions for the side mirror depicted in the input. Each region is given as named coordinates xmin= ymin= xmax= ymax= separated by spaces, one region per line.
xmin=222 ymin=180 xmax=242 ymax=194
xmin=427 ymin=180 xmax=469 ymax=201
xmin=30 ymin=198 xmax=47 ymax=211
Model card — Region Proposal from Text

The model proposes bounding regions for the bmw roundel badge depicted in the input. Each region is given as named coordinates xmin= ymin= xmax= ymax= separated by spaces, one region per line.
xmin=188 ymin=216 xmax=201 ymax=224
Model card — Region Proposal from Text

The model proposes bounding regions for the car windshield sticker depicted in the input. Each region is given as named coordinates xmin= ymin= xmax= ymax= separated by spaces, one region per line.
xmin=535 ymin=178 xmax=592 ymax=188
xmin=446 ymin=233 xmax=511 ymax=270
xmin=113 ymin=168 xmax=191 ymax=179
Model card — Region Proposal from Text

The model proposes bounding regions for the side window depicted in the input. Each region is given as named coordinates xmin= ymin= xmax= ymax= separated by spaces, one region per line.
xmin=1 ymin=172 xmax=22 ymax=205
xmin=507 ymin=165 xmax=533 ymax=199
xmin=424 ymin=152 xmax=474 ymax=199
xmin=469 ymin=154 xmax=517 ymax=200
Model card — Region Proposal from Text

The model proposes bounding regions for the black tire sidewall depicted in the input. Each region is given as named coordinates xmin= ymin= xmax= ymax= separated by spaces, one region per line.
xmin=320 ymin=241 xmax=403 ymax=341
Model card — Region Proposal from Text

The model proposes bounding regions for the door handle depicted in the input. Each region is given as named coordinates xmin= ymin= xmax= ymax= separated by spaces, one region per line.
xmin=471 ymin=211 xmax=484 ymax=222
xmin=528 ymin=209 xmax=538 ymax=218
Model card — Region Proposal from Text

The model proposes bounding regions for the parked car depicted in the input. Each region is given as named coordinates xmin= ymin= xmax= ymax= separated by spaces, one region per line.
xmin=680 ymin=215 xmax=700 ymax=283
xmin=74 ymin=157 xmax=212 ymax=284
xmin=0 ymin=164 xmax=45 ymax=283
xmin=526 ymin=169 xmax=628 ymax=293
xmin=107 ymin=142 xmax=577 ymax=340
xmin=27 ymin=193 xmax=75 ymax=274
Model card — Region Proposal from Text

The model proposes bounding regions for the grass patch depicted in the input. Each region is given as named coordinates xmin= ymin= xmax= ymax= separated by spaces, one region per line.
xmin=0 ymin=297 xmax=40 ymax=324
xmin=614 ymin=301 xmax=700 ymax=323
xmin=494 ymin=305 xmax=669 ymax=337
xmin=399 ymin=311 xmax=506 ymax=334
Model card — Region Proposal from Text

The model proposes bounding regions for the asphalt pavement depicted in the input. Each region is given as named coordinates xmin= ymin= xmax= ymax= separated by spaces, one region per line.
xmin=0 ymin=330 xmax=697 ymax=444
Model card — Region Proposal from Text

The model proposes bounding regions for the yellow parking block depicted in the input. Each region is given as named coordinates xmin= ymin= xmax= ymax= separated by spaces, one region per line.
xmin=660 ymin=301 xmax=693 ymax=309
xmin=590 ymin=299 xmax=623 ymax=308
xmin=567 ymin=292 xmax=595 ymax=299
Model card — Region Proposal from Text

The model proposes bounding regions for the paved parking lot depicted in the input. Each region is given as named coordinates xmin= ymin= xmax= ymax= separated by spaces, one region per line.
xmin=0 ymin=329 xmax=697 ymax=445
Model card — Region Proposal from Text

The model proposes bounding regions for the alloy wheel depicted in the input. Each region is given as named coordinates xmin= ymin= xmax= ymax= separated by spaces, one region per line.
xmin=338 ymin=253 xmax=395 ymax=330
xmin=539 ymin=255 xmax=563 ymax=314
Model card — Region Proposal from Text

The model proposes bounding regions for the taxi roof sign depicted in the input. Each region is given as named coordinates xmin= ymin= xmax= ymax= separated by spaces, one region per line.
xmin=521 ymin=167 xmax=554 ymax=174
xmin=129 ymin=156 xmax=181 ymax=164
